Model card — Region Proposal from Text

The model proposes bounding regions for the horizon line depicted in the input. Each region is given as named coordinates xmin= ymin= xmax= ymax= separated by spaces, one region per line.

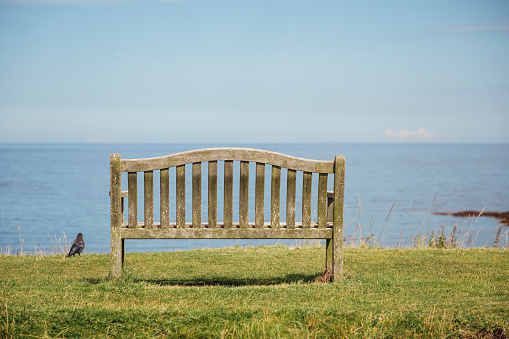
xmin=1 ymin=141 xmax=508 ymax=145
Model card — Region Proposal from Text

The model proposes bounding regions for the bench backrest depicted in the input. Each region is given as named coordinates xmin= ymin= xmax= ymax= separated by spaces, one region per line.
xmin=110 ymin=148 xmax=345 ymax=231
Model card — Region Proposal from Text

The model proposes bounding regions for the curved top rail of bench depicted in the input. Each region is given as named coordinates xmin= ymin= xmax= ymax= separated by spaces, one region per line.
xmin=118 ymin=148 xmax=337 ymax=173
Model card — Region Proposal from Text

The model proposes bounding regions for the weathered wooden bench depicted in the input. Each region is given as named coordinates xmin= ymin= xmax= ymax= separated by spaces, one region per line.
xmin=110 ymin=148 xmax=345 ymax=281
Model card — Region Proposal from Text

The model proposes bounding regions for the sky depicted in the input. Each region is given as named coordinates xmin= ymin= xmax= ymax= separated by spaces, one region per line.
xmin=0 ymin=0 xmax=508 ymax=144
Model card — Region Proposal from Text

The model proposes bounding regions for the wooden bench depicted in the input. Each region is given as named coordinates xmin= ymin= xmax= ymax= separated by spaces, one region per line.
xmin=110 ymin=148 xmax=345 ymax=281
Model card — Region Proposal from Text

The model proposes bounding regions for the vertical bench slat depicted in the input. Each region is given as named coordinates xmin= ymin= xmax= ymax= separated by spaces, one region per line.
xmin=121 ymin=196 xmax=125 ymax=223
xmin=176 ymin=164 xmax=185 ymax=228
xmin=224 ymin=160 xmax=233 ymax=229
xmin=160 ymin=169 xmax=170 ymax=228
xmin=302 ymin=172 xmax=312 ymax=228
xmin=208 ymin=161 xmax=217 ymax=228
xmin=144 ymin=171 xmax=154 ymax=229
xmin=128 ymin=172 xmax=137 ymax=228
xmin=192 ymin=162 xmax=202 ymax=228
xmin=327 ymin=192 xmax=334 ymax=223
xmin=255 ymin=163 xmax=265 ymax=228
xmin=286 ymin=169 xmax=296 ymax=229
xmin=271 ymin=166 xmax=281 ymax=229
xmin=317 ymin=173 xmax=328 ymax=228
xmin=239 ymin=161 xmax=249 ymax=229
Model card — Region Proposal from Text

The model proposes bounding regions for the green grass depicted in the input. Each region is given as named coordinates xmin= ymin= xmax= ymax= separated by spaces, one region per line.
xmin=1 ymin=245 xmax=508 ymax=338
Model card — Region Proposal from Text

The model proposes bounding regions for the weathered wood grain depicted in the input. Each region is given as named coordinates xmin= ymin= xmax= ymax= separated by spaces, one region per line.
xmin=208 ymin=161 xmax=217 ymax=228
xmin=317 ymin=173 xmax=328 ymax=228
xmin=144 ymin=171 xmax=154 ymax=229
xmin=255 ymin=163 xmax=265 ymax=229
xmin=302 ymin=172 xmax=312 ymax=228
xmin=160 ymin=168 xmax=170 ymax=228
xmin=286 ymin=169 xmax=296 ymax=229
xmin=271 ymin=165 xmax=281 ymax=229
xmin=327 ymin=191 xmax=334 ymax=223
xmin=121 ymin=228 xmax=332 ymax=239
xmin=121 ymin=148 xmax=334 ymax=173
xmin=121 ymin=221 xmax=332 ymax=229
xmin=239 ymin=161 xmax=249 ymax=229
xmin=333 ymin=155 xmax=346 ymax=281
xmin=224 ymin=160 xmax=233 ymax=229
xmin=110 ymin=154 xmax=122 ymax=230
xmin=176 ymin=165 xmax=185 ymax=228
xmin=110 ymin=154 xmax=122 ymax=278
xmin=128 ymin=172 xmax=137 ymax=229
xmin=192 ymin=162 xmax=202 ymax=228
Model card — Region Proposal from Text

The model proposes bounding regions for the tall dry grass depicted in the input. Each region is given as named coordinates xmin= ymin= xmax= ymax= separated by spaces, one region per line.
xmin=2 ymin=195 xmax=508 ymax=256
xmin=342 ymin=194 xmax=508 ymax=249
xmin=0 ymin=226 xmax=70 ymax=256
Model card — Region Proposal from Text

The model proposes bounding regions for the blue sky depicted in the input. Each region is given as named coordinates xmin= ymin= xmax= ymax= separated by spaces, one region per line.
xmin=0 ymin=0 xmax=508 ymax=143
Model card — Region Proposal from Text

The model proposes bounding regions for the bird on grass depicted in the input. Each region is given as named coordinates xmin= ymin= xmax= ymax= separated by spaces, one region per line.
xmin=66 ymin=233 xmax=85 ymax=258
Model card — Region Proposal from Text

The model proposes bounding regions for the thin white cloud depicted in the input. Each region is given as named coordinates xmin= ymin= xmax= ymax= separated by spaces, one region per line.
xmin=385 ymin=127 xmax=440 ymax=142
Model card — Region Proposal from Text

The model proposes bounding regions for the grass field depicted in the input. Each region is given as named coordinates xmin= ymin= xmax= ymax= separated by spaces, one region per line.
xmin=1 ymin=245 xmax=508 ymax=338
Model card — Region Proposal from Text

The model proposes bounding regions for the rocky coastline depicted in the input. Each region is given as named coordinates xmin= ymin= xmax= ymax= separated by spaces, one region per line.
xmin=434 ymin=211 xmax=509 ymax=226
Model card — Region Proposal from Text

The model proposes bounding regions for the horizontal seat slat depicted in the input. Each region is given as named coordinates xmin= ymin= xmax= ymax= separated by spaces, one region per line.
xmin=121 ymin=148 xmax=334 ymax=173
xmin=121 ymin=222 xmax=333 ymax=229
xmin=121 ymin=227 xmax=333 ymax=240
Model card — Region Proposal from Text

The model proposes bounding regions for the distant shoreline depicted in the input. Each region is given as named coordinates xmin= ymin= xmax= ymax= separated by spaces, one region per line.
xmin=434 ymin=211 xmax=509 ymax=226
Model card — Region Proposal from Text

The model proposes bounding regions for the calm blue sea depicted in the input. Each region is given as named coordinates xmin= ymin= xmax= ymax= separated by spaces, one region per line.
xmin=1 ymin=144 xmax=508 ymax=254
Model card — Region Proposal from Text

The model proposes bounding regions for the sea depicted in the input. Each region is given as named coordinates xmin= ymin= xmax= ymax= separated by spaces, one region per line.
xmin=1 ymin=143 xmax=508 ymax=254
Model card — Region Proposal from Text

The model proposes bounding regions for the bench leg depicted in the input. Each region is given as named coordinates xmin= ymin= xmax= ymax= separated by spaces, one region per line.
xmin=332 ymin=234 xmax=343 ymax=282
xmin=326 ymin=239 xmax=333 ymax=271
xmin=111 ymin=228 xmax=123 ymax=278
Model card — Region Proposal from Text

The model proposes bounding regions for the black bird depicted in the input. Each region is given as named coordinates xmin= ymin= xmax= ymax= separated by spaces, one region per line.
xmin=66 ymin=233 xmax=85 ymax=257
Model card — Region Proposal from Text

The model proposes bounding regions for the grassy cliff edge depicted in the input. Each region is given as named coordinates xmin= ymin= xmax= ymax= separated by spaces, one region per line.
xmin=1 ymin=246 xmax=508 ymax=338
